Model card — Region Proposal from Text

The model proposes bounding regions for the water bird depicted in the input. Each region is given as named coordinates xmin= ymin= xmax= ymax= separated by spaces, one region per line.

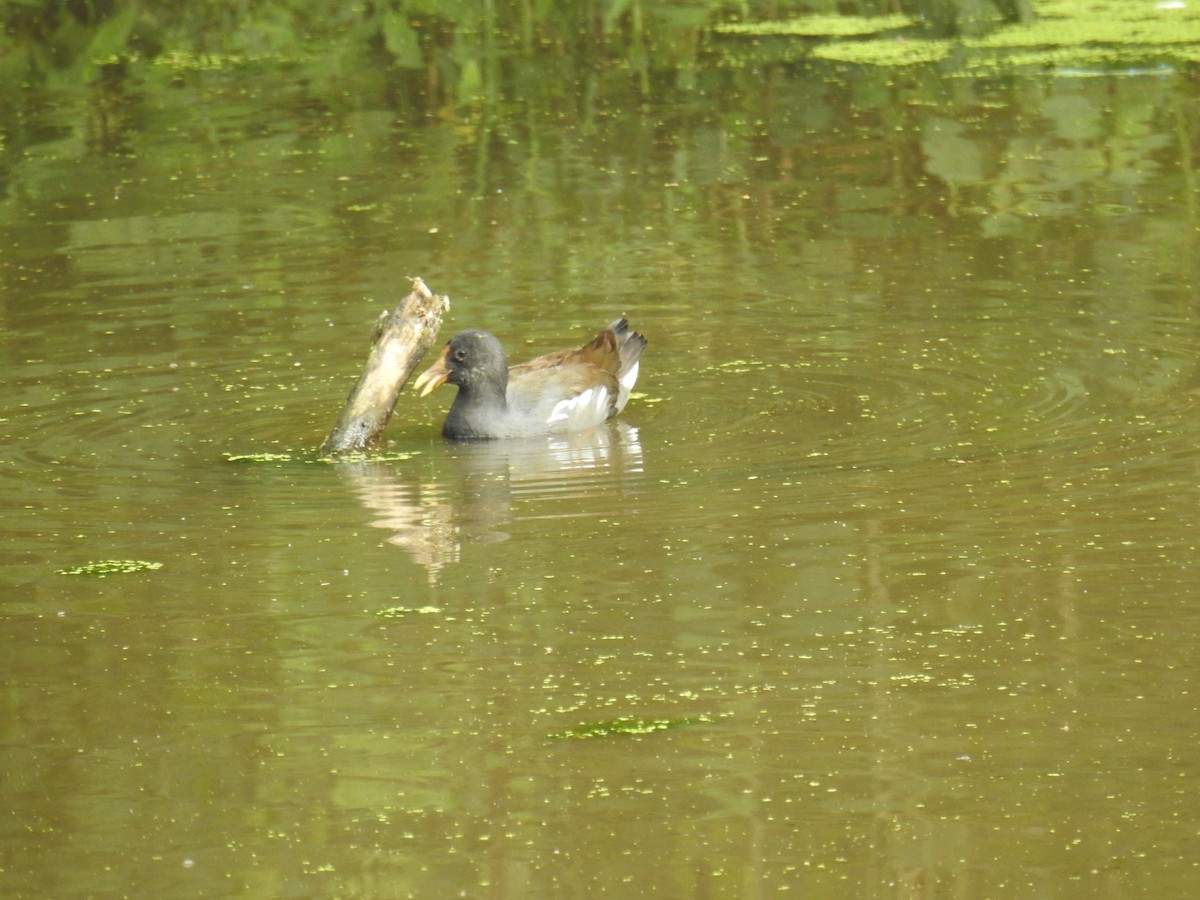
xmin=413 ymin=318 xmax=647 ymax=440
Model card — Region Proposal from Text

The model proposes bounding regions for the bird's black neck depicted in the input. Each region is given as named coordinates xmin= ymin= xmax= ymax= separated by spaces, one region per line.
xmin=444 ymin=375 xmax=508 ymax=440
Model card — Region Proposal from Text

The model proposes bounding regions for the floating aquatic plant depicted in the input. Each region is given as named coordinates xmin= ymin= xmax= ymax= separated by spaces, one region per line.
xmin=150 ymin=49 xmax=301 ymax=71
xmin=968 ymin=0 xmax=1200 ymax=49
xmin=716 ymin=0 xmax=1200 ymax=71
xmin=223 ymin=450 xmax=418 ymax=464
xmin=375 ymin=606 xmax=443 ymax=618
xmin=715 ymin=14 xmax=915 ymax=38
xmin=552 ymin=714 xmax=712 ymax=739
xmin=961 ymin=45 xmax=1176 ymax=76
xmin=814 ymin=38 xmax=954 ymax=67
xmin=224 ymin=452 xmax=298 ymax=463
xmin=58 ymin=560 xmax=163 ymax=576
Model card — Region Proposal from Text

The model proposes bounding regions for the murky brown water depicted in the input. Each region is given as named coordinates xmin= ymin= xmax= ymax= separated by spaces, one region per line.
xmin=3 ymin=50 xmax=1199 ymax=898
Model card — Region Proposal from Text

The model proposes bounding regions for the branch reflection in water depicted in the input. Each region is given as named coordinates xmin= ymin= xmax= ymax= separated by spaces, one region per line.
xmin=335 ymin=423 xmax=644 ymax=583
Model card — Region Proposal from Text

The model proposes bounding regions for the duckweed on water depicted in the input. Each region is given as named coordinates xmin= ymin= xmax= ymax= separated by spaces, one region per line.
xmin=552 ymin=714 xmax=712 ymax=740
xmin=58 ymin=560 xmax=163 ymax=576
xmin=717 ymin=0 xmax=1200 ymax=71
xmin=968 ymin=0 xmax=1200 ymax=49
xmin=957 ymin=0 xmax=1200 ymax=73
xmin=224 ymin=452 xmax=297 ymax=464
xmin=963 ymin=46 xmax=1177 ymax=75
xmin=814 ymin=38 xmax=954 ymax=67
xmin=223 ymin=450 xmax=419 ymax=464
xmin=715 ymin=14 xmax=915 ymax=38
xmin=150 ymin=49 xmax=302 ymax=71
xmin=376 ymin=606 xmax=443 ymax=618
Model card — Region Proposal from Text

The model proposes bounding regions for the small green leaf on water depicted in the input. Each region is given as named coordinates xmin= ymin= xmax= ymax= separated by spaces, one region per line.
xmin=58 ymin=560 xmax=163 ymax=576
xmin=552 ymin=714 xmax=712 ymax=740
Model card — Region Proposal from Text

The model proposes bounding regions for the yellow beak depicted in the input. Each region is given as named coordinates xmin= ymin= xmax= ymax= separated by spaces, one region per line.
xmin=413 ymin=346 xmax=450 ymax=397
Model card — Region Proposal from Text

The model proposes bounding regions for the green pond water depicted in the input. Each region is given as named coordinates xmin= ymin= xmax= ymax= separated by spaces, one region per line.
xmin=2 ymin=25 xmax=1200 ymax=900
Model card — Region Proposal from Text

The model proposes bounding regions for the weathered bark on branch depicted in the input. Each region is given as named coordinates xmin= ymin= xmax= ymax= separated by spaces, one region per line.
xmin=319 ymin=277 xmax=449 ymax=455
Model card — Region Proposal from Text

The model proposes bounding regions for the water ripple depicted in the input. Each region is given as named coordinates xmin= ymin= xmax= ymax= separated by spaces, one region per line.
xmin=336 ymin=424 xmax=647 ymax=583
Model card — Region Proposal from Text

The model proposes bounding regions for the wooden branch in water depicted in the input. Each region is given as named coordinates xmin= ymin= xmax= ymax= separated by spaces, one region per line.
xmin=319 ymin=277 xmax=449 ymax=455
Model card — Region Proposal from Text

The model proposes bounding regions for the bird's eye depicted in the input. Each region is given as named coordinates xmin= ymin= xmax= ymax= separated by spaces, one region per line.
xmin=453 ymin=348 xmax=468 ymax=362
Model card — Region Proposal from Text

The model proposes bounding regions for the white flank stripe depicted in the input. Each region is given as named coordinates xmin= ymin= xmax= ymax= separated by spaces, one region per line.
xmin=617 ymin=361 xmax=640 ymax=409
xmin=547 ymin=386 xmax=610 ymax=427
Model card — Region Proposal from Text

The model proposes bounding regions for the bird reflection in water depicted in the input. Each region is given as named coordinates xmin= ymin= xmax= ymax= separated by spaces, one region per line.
xmin=335 ymin=423 xmax=644 ymax=583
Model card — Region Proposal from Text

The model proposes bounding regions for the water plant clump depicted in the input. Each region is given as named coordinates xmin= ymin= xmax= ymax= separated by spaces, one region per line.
xmin=552 ymin=714 xmax=712 ymax=739
xmin=57 ymin=560 xmax=163 ymax=576
xmin=717 ymin=0 xmax=1200 ymax=72
xmin=714 ymin=14 xmax=916 ymax=38
xmin=813 ymin=37 xmax=954 ymax=67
